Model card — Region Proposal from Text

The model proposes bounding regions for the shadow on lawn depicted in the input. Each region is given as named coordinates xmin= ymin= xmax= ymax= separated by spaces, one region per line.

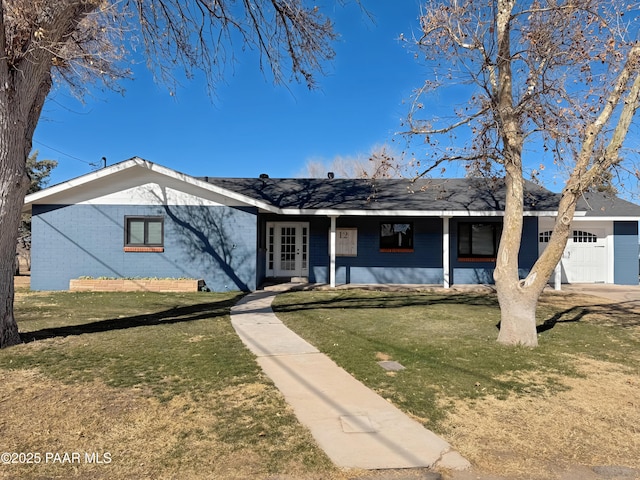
xmin=536 ymin=307 xmax=587 ymax=334
xmin=537 ymin=300 xmax=640 ymax=333
xmin=275 ymin=290 xmax=640 ymax=334
xmin=273 ymin=292 xmax=499 ymax=314
xmin=20 ymin=293 xmax=245 ymax=343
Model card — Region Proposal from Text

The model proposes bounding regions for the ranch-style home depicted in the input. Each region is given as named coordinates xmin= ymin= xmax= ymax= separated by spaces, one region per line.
xmin=22 ymin=157 xmax=640 ymax=292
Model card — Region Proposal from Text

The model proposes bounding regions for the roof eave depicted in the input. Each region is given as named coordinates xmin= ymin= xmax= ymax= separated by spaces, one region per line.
xmin=573 ymin=215 xmax=640 ymax=221
xmin=278 ymin=209 xmax=570 ymax=217
xmin=22 ymin=158 xmax=283 ymax=214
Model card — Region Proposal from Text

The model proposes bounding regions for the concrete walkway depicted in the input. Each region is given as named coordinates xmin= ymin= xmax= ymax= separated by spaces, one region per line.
xmin=230 ymin=289 xmax=470 ymax=472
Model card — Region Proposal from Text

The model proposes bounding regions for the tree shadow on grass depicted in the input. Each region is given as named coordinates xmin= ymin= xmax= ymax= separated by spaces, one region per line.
xmin=273 ymin=291 xmax=499 ymax=314
xmin=20 ymin=293 xmax=245 ymax=343
xmin=536 ymin=300 xmax=640 ymax=334
xmin=536 ymin=307 xmax=588 ymax=334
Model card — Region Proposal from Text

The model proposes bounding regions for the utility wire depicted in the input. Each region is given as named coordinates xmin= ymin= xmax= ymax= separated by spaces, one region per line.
xmin=33 ymin=140 xmax=94 ymax=166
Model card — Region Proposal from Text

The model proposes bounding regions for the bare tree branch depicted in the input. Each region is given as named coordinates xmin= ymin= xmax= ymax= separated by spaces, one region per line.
xmin=405 ymin=0 xmax=640 ymax=346
xmin=0 ymin=0 xmax=341 ymax=348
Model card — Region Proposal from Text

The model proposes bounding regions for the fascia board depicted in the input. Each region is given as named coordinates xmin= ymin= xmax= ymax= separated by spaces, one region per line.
xmin=571 ymin=215 xmax=640 ymax=221
xmin=146 ymin=163 xmax=281 ymax=213
xmin=278 ymin=209 xmax=566 ymax=217
xmin=23 ymin=158 xmax=142 ymax=206
xmin=23 ymin=158 xmax=282 ymax=214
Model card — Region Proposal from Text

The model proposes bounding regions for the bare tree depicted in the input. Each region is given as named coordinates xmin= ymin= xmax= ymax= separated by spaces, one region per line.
xmin=299 ymin=144 xmax=405 ymax=178
xmin=0 ymin=0 xmax=337 ymax=348
xmin=405 ymin=0 xmax=640 ymax=346
xmin=17 ymin=151 xmax=57 ymax=272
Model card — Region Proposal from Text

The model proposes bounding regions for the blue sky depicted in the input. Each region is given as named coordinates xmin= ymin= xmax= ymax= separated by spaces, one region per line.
xmin=31 ymin=1 xmax=640 ymax=199
xmin=34 ymin=1 xmax=443 ymax=186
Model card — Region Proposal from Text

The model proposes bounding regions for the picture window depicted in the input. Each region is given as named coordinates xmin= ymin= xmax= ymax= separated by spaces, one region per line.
xmin=380 ymin=223 xmax=413 ymax=252
xmin=458 ymin=222 xmax=502 ymax=260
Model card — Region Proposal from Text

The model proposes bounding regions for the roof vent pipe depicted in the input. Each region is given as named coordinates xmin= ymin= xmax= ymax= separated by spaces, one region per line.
xmin=259 ymin=173 xmax=269 ymax=179
xmin=327 ymin=172 xmax=335 ymax=179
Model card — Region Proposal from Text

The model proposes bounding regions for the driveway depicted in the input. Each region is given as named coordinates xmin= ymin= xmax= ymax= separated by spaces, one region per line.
xmin=559 ymin=284 xmax=640 ymax=309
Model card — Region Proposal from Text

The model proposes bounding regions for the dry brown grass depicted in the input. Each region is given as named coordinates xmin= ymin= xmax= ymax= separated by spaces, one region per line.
xmin=275 ymin=287 xmax=640 ymax=480
xmin=7 ymin=279 xmax=640 ymax=480
xmin=0 ymin=368 xmax=349 ymax=480
xmin=5 ymin=281 xmax=347 ymax=480
xmin=441 ymin=358 xmax=640 ymax=480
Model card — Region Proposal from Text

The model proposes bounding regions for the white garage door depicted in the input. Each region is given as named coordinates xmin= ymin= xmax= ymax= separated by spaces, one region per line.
xmin=539 ymin=228 xmax=608 ymax=283
xmin=563 ymin=229 xmax=608 ymax=283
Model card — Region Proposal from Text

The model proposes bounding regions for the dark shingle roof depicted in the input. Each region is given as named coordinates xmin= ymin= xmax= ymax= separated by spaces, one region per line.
xmin=204 ymin=177 xmax=560 ymax=212
xmin=204 ymin=176 xmax=640 ymax=216
xmin=574 ymin=191 xmax=640 ymax=216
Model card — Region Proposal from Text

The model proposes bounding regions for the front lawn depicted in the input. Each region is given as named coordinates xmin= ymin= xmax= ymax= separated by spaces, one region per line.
xmin=4 ymin=285 xmax=638 ymax=480
xmin=273 ymin=288 xmax=640 ymax=479
xmin=1 ymin=289 xmax=337 ymax=480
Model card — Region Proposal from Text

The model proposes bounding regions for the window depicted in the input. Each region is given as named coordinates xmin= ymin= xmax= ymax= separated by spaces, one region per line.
xmin=380 ymin=223 xmax=413 ymax=252
xmin=572 ymin=230 xmax=598 ymax=243
xmin=125 ymin=216 xmax=164 ymax=251
xmin=458 ymin=222 xmax=502 ymax=260
xmin=268 ymin=226 xmax=275 ymax=270
xmin=539 ymin=231 xmax=553 ymax=243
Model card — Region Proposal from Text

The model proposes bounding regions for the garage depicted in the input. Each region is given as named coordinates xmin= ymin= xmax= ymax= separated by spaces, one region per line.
xmin=539 ymin=221 xmax=612 ymax=284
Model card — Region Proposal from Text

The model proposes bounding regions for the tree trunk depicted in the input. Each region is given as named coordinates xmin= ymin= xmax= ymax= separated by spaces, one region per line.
xmin=495 ymin=47 xmax=640 ymax=349
xmin=491 ymin=0 xmax=541 ymax=346
xmin=0 ymin=6 xmax=56 ymax=348
xmin=496 ymin=286 xmax=539 ymax=347
xmin=0 ymin=140 xmax=30 ymax=348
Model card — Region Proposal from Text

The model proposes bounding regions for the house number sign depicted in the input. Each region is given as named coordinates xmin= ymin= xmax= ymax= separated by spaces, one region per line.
xmin=335 ymin=228 xmax=357 ymax=257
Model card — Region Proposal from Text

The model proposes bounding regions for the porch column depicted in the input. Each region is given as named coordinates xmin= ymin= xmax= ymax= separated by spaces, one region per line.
xmin=329 ymin=215 xmax=337 ymax=288
xmin=443 ymin=216 xmax=451 ymax=289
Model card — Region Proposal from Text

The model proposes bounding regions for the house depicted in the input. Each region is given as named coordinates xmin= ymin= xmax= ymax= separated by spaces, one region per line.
xmin=22 ymin=157 xmax=640 ymax=291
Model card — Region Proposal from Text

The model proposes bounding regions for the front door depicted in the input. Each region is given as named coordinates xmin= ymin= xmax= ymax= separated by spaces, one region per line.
xmin=266 ymin=222 xmax=309 ymax=278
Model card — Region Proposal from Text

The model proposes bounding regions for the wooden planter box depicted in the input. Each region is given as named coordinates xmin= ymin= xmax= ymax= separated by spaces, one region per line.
xmin=70 ymin=278 xmax=204 ymax=293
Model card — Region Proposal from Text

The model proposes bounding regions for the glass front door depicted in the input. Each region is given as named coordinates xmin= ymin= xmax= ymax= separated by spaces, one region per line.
xmin=267 ymin=222 xmax=309 ymax=277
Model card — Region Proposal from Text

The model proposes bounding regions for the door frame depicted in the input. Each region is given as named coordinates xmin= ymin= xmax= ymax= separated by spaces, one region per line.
xmin=265 ymin=222 xmax=310 ymax=278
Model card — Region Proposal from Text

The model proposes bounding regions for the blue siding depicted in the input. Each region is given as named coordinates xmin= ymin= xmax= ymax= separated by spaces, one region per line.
xmin=261 ymin=215 xmax=542 ymax=286
xmin=520 ymin=217 xmax=539 ymax=270
xmin=308 ymin=217 xmax=330 ymax=283
xmin=307 ymin=216 xmax=443 ymax=285
xmin=337 ymin=266 xmax=442 ymax=284
xmin=31 ymin=204 xmax=258 ymax=291
xmin=333 ymin=217 xmax=443 ymax=284
xmin=613 ymin=221 xmax=639 ymax=285
xmin=258 ymin=215 xmax=444 ymax=285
